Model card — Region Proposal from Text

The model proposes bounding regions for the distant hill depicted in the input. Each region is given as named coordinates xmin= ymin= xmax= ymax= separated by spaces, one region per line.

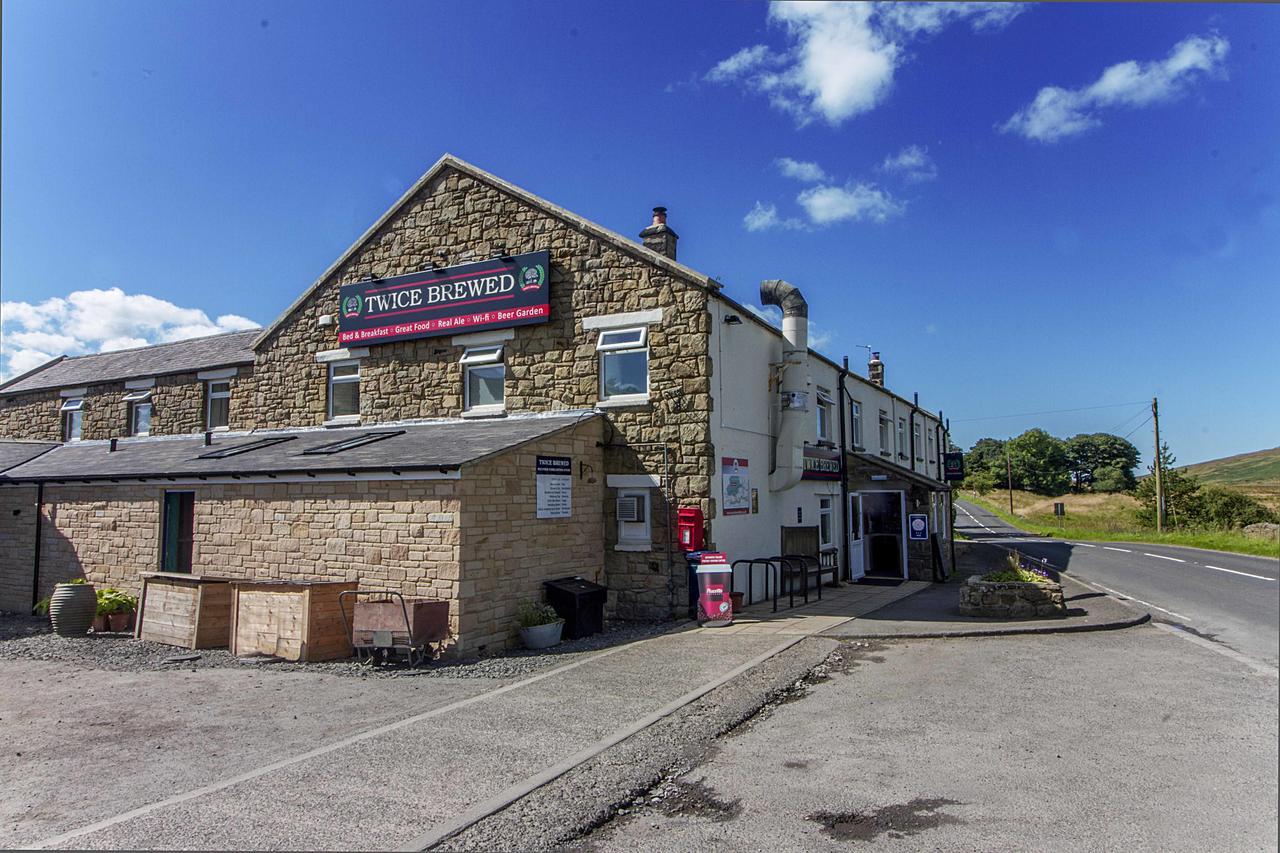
xmin=1178 ymin=447 xmax=1280 ymax=512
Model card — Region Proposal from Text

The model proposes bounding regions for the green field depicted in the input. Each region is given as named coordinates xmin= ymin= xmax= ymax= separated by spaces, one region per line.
xmin=1177 ymin=447 xmax=1280 ymax=512
xmin=957 ymin=488 xmax=1280 ymax=559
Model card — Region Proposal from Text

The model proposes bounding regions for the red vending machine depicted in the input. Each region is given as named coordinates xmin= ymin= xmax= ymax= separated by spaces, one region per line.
xmin=695 ymin=552 xmax=734 ymax=627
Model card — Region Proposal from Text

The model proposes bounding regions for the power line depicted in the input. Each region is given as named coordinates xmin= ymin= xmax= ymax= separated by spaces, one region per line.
xmin=1123 ymin=413 xmax=1153 ymax=441
xmin=1107 ymin=405 xmax=1150 ymax=435
xmin=952 ymin=400 xmax=1149 ymax=424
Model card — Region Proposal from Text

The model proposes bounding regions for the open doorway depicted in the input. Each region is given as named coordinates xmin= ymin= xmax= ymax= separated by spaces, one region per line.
xmin=860 ymin=490 xmax=906 ymax=579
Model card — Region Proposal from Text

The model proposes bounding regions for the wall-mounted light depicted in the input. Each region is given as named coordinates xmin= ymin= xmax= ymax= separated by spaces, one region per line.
xmin=724 ymin=314 xmax=742 ymax=325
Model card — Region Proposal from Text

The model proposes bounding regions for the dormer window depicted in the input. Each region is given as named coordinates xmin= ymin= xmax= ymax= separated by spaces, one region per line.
xmin=123 ymin=389 xmax=153 ymax=437
xmin=60 ymin=398 xmax=84 ymax=442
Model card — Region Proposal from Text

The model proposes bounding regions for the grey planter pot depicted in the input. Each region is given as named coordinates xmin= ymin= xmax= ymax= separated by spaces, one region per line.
xmin=49 ymin=583 xmax=97 ymax=637
xmin=519 ymin=620 xmax=564 ymax=650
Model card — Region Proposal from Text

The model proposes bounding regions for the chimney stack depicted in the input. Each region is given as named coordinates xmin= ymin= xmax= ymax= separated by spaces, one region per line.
xmin=639 ymin=206 xmax=679 ymax=261
xmin=868 ymin=351 xmax=885 ymax=387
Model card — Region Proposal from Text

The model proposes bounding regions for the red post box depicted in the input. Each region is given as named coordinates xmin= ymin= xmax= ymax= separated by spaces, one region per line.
xmin=695 ymin=552 xmax=733 ymax=627
xmin=677 ymin=507 xmax=705 ymax=552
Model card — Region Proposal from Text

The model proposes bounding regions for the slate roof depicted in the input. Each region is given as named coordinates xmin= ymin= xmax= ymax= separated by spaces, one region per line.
xmin=0 ymin=330 xmax=260 ymax=395
xmin=0 ymin=441 xmax=59 ymax=473
xmin=849 ymin=451 xmax=950 ymax=492
xmin=0 ymin=413 xmax=596 ymax=482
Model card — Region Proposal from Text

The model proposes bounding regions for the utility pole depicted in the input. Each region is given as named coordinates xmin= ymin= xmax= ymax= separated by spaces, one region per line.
xmin=1005 ymin=440 xmax=1015 ymax=516
xmin=1152 ymin=397 xmax=1164 ymax=533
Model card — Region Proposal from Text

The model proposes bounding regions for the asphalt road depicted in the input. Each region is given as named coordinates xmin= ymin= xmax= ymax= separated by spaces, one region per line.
xmin=955 ymin=499 xmax=1280 ymax=668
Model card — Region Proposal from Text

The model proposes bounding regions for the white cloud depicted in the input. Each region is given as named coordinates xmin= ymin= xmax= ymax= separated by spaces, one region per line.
xmin=1001 ymin=33 xmax=1230 ymax=142
xmin=706 ymin=44 xmax=778 ymax=83
xmin=1 ymin=287 xmax=260 ymax=380
xmin=708 ymin=1 xmax=1025 ymax=126
xmin=807 ymin=323 xmax=835 ymax=352
xmin=880 ymin=144 xmax=937 ymax=182
xmin=775 ymin=157 xmax=828 ymax=182
xmin=743 ymin=201 xmax=806 ymax=232
xmin=744 ymin=303 xmax=784 ymax=327
xmin=796 ymin=182 xmax=904 ymax=225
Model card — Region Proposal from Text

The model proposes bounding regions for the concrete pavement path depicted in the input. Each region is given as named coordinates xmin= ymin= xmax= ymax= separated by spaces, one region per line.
xmin=584 ymin=624 xmax=1279 ymax=852
xmin=33 ymin=629 xmax=798 ymax=851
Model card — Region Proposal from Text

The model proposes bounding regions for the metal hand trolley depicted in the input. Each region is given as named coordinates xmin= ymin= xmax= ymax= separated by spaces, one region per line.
xmin=338 ymin=590 xmax=434 ymax=667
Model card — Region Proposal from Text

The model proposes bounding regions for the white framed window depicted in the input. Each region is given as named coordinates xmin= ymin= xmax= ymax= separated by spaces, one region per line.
xmin=913 ymin=420 xmax=922 ymax=461
xmin=928 ymin=431 xmax=936 ymax=465
xmin=206 ymin=380 xmax=231 ymax=430
xmin=818 ymin=496 xmax=834 ymax=548
xmin=878 ymin=410 xmax=891 ymax=456
xmin=816 ymin=388 xmax=833 ymax=441
xmin=124 ymin=389 xmax=153 ymax=437
xmin=327 ymin=360 xmax=360 ymax=420
xmin=60 ymin=398 xmax=84 ymax=442
xmin=851 ymin=400 xmax=863 ymax=449
xmin=597 ymin=327 xmax=649 ymax=403
xmin=897 ymin=417 xmax=907 ymax=459
xmin=460 ymin=346 xmax=505 ymax=413
xmin=616 ymin=488 xmax=652 ymax=550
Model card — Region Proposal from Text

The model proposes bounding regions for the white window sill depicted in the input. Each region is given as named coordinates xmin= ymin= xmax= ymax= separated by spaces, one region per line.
xmin=324 ymin=415 xmax=361 ymax=427
xmin=596 ymin=395 xmax=651 ymax=409
xmin=205 ymin=426 xmax=230 ymax=433
xmin=614 ymin=542 xmax=652 ymax=552
xmin=461 ymin=406 xmax=507 ymax=419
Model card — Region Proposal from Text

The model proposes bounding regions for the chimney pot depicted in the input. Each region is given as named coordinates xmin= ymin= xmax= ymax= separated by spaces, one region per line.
xmin=868 ymin=352 xmax=885 ymax=387
xmin=639 ymin=206 xmax=679 ymax=261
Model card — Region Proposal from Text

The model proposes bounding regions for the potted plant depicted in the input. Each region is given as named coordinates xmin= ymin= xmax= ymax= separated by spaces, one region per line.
xmin=48 ymin=579 xmax=96 ymax=637
xmin=99 ymin=588 xmax=138 ymax=633
xmin=516 ymin=601 xmax=564 ymax=650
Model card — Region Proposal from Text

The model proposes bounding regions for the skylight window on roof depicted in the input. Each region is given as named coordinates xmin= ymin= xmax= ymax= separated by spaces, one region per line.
xmin=197 ymin=436 xmax=296 ymax=459
xmin=301 ymin=430 xmax=405 ymax=456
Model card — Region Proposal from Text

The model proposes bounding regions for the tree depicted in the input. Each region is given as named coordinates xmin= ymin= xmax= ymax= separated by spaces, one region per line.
xmin=1007 ymin=429 xmax=1071 ymax=495
xmin=1066 ymin=433 xmax=1140 ymax=492
xmin=1134 ymin=442 xmax=1200 ymax=527
xmin=1091 ymin=465 xmax=1130 ymax=493
xmin=1190 ymin=487 xmax=1279 ymax=529
xmin=960 ymin=438 xmax=1007 ymax=490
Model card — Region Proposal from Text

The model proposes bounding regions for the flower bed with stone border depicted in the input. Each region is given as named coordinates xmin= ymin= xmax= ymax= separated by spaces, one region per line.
xmin=959 ymin=576 xmax=1067 ymax=619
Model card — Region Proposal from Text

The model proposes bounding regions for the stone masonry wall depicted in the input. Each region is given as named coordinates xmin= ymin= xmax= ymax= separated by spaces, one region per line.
xmin=0 ymin=421 xmax=609 ymax=650
xmin=0 ymin=487 xmax=39 ymax=612
xmin=456 ymin=418 xmax=604 ymax=653
xmin=250 ymin=166 xmax=714 ymax=619
xmin=0 ymin=368 xmax=255 ymax=441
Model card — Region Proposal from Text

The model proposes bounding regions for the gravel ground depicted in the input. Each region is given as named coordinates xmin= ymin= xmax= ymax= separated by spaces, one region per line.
xmin=0 ymin=612 xmax=677 ymax=679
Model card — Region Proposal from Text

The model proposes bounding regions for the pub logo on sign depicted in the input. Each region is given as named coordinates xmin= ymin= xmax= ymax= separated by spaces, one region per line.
xmin=341 ymin=294 xmax=362 ymax=318
xmin=519 ymin=262 xmax=546 ymax=292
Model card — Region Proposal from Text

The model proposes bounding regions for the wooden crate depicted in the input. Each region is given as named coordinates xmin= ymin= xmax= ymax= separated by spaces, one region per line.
xmin=229 ymin=580 xmax=358 ymax=662
xmin=135 ymin=572 xmax=234 ymax=650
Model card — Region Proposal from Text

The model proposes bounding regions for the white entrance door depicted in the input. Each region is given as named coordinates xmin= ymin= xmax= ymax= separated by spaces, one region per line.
xmin=847 ymin=493 xmax=865 ymax=581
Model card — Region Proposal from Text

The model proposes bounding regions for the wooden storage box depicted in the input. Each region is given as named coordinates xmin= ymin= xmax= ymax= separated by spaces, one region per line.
xmin=229 ymin=580 xmax=358 ymax=662
xmin=135 ymin=572 xmax=234 ymax=650
xmin=352 ymin=598 xmax=451 ymax=646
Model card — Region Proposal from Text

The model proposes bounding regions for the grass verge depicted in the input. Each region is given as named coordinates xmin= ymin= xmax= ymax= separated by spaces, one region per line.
xmin=958 ymin=490 xmax=1279 ymax=559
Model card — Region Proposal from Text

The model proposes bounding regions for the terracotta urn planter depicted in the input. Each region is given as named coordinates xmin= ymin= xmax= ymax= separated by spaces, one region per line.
xmin=519 ymin=620 xmax=564 ymax=650
xmin=49 ymin=582 xmax=97 ymax=636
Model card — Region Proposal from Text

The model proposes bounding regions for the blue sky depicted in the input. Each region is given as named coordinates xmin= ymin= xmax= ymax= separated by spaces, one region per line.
xmin=2 ymin=1 xmax=1277 ymax=466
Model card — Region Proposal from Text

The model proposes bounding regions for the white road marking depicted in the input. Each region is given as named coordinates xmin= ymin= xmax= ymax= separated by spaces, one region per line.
xmin=1145 ymin=553 xmax=1185 ymax=563
xmin=957 ymin=504 xmax=996 ymax=534
xmin=1103 ymin=546 xmax=1131 ymax=553
xmin=1073 ymin=543 xmax=1097 ymax=548
xmin=1203 ymin=565 xmax=1277 ymax=582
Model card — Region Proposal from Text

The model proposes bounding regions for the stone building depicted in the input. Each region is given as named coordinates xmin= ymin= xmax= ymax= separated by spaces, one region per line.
xmin=0 ymin=154 xmax=952 ymax=652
